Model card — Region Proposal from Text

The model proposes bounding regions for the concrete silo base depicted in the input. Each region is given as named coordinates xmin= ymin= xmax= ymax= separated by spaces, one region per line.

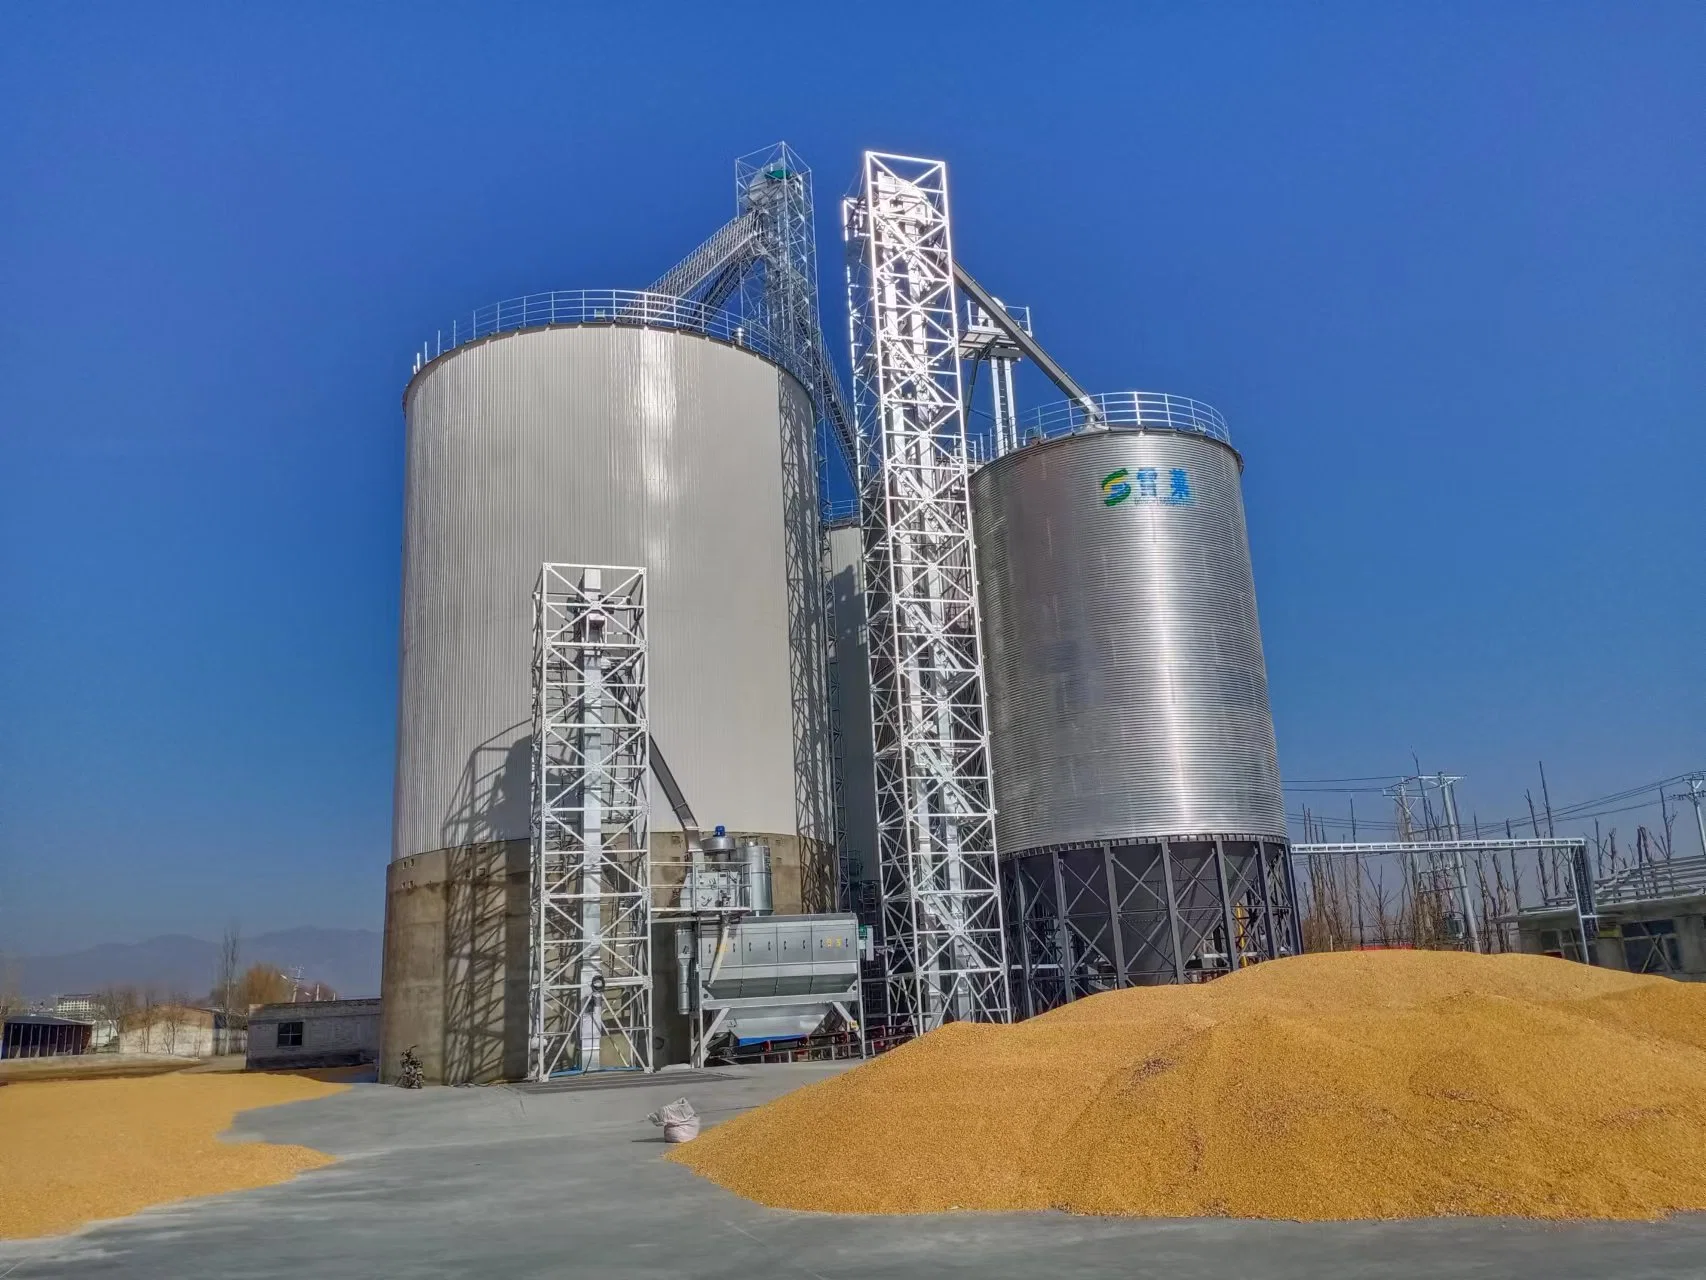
xmin=379 ymin=832 xmax=823 ymax=1084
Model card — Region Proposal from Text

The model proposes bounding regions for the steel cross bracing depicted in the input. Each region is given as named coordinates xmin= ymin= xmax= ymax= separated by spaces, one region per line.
xmin=1004 ymin=839 xmax=1299 ymax=1016
xmin=844 ymin=152 xmax=1012 ymax=1036
xmin=529 ymin=564 xmax=654 ymax=1080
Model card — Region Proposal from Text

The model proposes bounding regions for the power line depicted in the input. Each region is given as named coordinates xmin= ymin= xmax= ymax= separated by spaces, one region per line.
xmin=1492 ymin=772 xmax=1697 ymax=831
xmin=1284 ymin=775 xmax=1405 ymax=786
xmin=1291 ymin=770 xmax=1706 ymax=842
xmin=1286 ymin=786 xmax=1398 ymax=795
xmin=1549 ymin=775 xmax=1694 ymax=819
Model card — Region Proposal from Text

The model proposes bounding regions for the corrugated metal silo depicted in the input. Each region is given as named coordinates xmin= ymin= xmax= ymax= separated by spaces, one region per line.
xmin=382 ymin=301 xmax=829 ymax=1083
xmin=969 ymin=393 xmax=1299 ymax=1010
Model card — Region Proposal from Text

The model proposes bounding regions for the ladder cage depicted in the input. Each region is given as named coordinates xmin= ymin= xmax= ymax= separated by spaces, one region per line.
xmin=529 ymin=563 xmax=654 ymax=1079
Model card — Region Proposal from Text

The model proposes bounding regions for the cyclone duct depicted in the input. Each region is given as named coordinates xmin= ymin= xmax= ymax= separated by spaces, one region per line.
xmin=382 ymin=310 xmax=831 ymax=1083
xmin=969 ymin=394 xmax=1299 ymax=1011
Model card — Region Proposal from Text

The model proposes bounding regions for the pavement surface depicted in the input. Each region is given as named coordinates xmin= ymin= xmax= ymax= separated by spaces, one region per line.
xmin=4 ymin=1061 xmax=1706 ymax=1279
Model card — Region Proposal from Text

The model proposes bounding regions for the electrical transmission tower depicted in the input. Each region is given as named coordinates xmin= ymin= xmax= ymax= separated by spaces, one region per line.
xmin=843 ymin=152 xmax=1011 ymax=1036
xmin=529 ymin=564 xmax=653 ymax=1079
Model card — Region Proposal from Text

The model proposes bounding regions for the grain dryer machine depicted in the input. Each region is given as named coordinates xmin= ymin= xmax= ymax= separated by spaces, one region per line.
xmin=651 ymin=737 xmax=862 ymax=1066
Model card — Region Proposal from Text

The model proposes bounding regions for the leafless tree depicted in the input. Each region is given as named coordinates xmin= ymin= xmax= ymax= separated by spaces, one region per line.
xmin=91 ymin=986 xmax=135 ymax=1051
xmin=215 ymin=923 xmax=242 ymax=1021
xmin=160 ymin=993 xmax=191 ymax=1055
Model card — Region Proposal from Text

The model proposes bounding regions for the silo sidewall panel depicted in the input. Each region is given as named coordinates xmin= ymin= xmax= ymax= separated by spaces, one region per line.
xmin=971 ymin=432 xmax=1285 ymax=850
xmin=394 ymin=326 xmax=808 ymax=861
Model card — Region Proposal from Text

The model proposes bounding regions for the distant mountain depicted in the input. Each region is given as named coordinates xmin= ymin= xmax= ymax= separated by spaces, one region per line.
xmin=8 ymin=928 xmax=382 ymax=1003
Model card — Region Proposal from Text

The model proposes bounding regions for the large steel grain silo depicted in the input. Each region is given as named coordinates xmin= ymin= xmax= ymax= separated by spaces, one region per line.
xmin=382 ymin=295 xmax=830 ymax=1084
xmin=970 ymin=392 xmax=1299 ymax=1013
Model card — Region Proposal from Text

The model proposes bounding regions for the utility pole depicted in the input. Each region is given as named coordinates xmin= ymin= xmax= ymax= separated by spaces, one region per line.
xmin=1437 ymin=774 xmax=1479 ymax=954
xmin=1658 ymin=786 xmax=1676 ymax=861
xmin=1539 ymin=762 xmax=1557 ymax=837
xmin=1673 ymin=776 xmax=1706 ymax=859
xmin=1391 ymin=779 xmax=1419 ymax=934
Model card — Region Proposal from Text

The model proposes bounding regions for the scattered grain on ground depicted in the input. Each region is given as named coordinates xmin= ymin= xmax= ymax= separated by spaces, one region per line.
xmin=0 ymin=1072 xmax=346 ymax=1238
xmin=670 ymin=950 xmax=1706 ymax=1220
xmin=0 ymin=1055 xmax=195 ymax=1084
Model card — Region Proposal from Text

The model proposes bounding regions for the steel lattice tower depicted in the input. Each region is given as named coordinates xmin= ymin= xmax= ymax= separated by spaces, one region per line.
xmin=843 ymin=153 xmax=1012 ymax=1035
xmin=736 ymin=146 xmax=838 ymax=910
xmin=529 ymin=564 xmax=653 ymax=1079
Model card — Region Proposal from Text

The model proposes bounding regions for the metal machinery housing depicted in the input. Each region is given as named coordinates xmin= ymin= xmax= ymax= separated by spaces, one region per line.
xmin=671 ymin=906 xmax=863 ymax=1067
xmin=969 ymin=394 xmax=1301 ymax=1012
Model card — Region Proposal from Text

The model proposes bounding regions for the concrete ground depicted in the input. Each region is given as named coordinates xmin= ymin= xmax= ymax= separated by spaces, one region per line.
xmin=3 ymin=1062 xmax=1705 ymax=1279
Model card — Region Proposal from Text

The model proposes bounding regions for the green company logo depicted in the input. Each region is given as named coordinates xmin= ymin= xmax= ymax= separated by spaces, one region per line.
xmin=1101 ymin=467 xmax=1192 ymax=507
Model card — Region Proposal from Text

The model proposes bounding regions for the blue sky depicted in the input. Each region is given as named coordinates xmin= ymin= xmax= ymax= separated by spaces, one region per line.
xmin=2 ymin=4 xmax=1701 ymax=954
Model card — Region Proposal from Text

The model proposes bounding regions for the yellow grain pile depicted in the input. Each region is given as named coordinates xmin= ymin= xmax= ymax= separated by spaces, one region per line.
xmin=670 ymin=950 xmax=1706 ymax=1220
xmin=0 ymin=1072 xmax=346 ymax=1239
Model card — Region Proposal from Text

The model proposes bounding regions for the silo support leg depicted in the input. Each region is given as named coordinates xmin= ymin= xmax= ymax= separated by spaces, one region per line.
xmin=1051 ymin=850 xmax=1072 ymax=1001
xmin=1102 ymin=844 xmax=1128 ymax=987
xmin=1255 ymin=841 xmax=1279 ymax=960
xmin=1160 ymin=840 xmax=1186 ymax=983
xmin=1281 ymin=845 xmax=1305 ymax=956
xmin=1213 ymin=839 xmax=1239 ymax=973
xmin=1012 ymin=860 xmax=1037 ymax=1020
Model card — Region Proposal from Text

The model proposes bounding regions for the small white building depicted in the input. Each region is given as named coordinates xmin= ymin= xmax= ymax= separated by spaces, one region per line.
xmin=246 ymin=999 xmax=381 ymax=1070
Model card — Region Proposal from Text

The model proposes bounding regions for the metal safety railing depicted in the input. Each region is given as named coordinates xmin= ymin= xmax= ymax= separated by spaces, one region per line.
xmin=411 ymin=289 xmax=785 ymax=375
xmin=820 ymin=496 xmax=860 ymax=525
xmin=1592 ymin=854 xmax=1706 ymax=908
xmin=1014 ymin=391 xmax=1231 ymax=450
